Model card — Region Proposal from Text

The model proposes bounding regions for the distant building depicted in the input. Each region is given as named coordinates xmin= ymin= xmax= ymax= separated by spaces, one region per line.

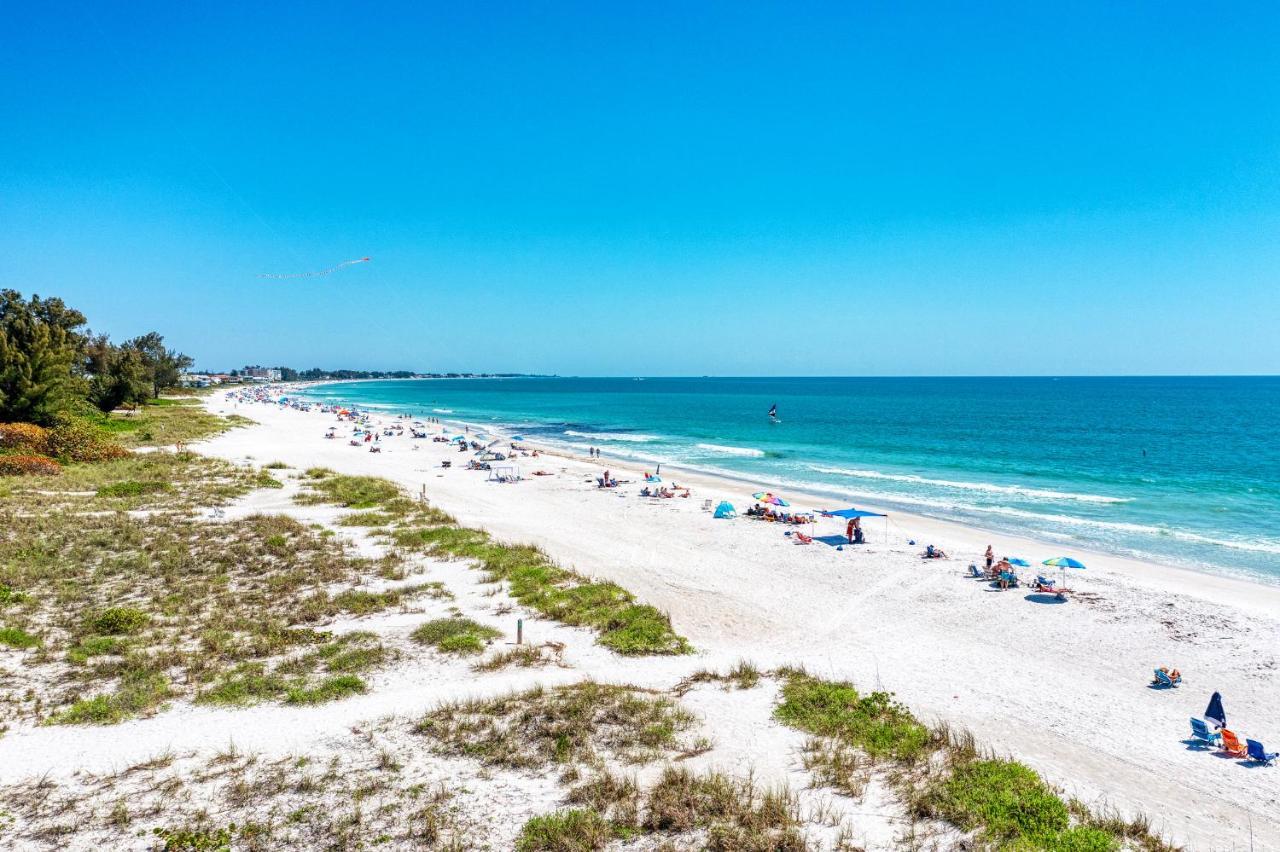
xmin=242 ymin=366 xmax=282 ymax=382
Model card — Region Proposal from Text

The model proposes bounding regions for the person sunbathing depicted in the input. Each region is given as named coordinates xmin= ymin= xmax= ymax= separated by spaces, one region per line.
xmin=924 ymin=545 xmax=948 ymax=559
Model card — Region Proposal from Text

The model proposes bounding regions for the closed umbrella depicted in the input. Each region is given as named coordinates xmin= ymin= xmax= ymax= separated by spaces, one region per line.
xmin=1205 ymin=692 xmax=1226 ymax=730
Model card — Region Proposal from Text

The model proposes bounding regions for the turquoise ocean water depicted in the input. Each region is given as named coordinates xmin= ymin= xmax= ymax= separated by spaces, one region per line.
xmin=298 ymin=377 xmax=1280 ymax=583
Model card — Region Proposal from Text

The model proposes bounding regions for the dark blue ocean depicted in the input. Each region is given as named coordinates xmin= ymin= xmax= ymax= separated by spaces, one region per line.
xmin=300 ymin=377 xmax=1280 ymax=582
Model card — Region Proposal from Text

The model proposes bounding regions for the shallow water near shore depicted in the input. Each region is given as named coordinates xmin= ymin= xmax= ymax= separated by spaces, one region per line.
xmin=300 ymin=376 xmax=1280 ymax=582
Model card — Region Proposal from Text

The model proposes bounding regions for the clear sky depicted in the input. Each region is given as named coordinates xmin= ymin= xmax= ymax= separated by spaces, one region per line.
xmin=3 ymin=2 xmax=1278 ymax=376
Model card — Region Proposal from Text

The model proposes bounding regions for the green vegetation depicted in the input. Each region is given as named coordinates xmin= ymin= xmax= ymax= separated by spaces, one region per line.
xmin=104 ymin=403 xmax=252 ymax=449
xmin=915 ymin=759 xmax=1116 ymax=851
xmin=516 ymin=809 xmax=612 ymax=851
xmin=0 ymin=499 xmax=415 ymax=725
xmin=88 ymin=606 xmax=149 ymax=635
xmin=197 ymin=632 xmax=387 ymax=708
xmin=0 ymin=625 xmax=40 ymax=648
xmin=394 ymin=526 xmax=689 ymax=656
xmin=417 ymin=681 xmax=698 ymax=769
xmin=152 ymin=823 xmax=237 ymax=852
xmin=774 ymin=668 xmax=930 ymax=762
xmin=48 ymin=670 xmax=171 ymax=725
xmin=295 ymin=470 xmax=404 ymax=509
xmin=95 ymin=479 xmax=171 ymax=498
xmin=553 ymin=766 xmax=807 ymax=850
xmin=412 ymin=617 xmax=502 ymax=655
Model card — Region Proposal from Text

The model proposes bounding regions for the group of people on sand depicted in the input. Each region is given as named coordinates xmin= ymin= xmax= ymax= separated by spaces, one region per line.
xmin=641 ymin=484 xmax=689 ymax=498
xmin=745 ymin=504 xmax=813 ymax=525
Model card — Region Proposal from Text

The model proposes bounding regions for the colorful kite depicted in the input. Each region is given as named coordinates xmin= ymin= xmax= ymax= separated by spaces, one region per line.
xmin=259 ymin=257 xmax=371 ymax=279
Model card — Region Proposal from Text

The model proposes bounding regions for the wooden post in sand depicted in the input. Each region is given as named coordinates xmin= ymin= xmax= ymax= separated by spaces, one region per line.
xmin=516 ymin=619 xmax=523 ymax=645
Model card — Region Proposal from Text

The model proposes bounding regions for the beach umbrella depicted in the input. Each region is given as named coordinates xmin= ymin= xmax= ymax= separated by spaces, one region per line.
xmin=511 ymin=435 xmax=525 ymax=441
xmin=1008 ymin=558 xmax=1030 ymax=567
xmin=1042 ymin=556 xmax=1085 ymax=591
xmin=1205 ymin=692 xmax=1226 ymax=729
xmin=753 ymin=492 xmax=789 ymax=507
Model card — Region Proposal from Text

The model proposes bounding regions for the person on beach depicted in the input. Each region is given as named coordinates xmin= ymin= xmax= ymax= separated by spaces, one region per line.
xmin=985 ymin=545 xmax=994 ymax=570
xmin=846 ymin=519 xmax=855 ymax=543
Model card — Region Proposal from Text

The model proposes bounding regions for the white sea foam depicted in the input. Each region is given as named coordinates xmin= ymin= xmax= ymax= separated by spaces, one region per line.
xmin=564 ymin=430 xmax=661 ymax=443
xmin=807 ymin=465 xmax=1130 ymax=504
xmin=696 ymin=443 xmax=766 ymax=458
xmin=432 ymin=408 xmax=454 ymax=413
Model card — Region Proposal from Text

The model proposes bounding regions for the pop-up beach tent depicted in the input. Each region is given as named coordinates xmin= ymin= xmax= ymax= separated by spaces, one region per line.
xmin=713 ymin=501 xmax=737 ymax=519
xmin=819 ymin=507 xmax=888 ymax=543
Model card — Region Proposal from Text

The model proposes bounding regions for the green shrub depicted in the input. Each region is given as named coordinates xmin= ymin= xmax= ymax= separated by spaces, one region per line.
xmin=516 ymin=809 xmax=611 ymax=851
xmin=284 ymin=674 xmax=367 ymax=705
xmin=774 ymin=670 xmax=930 ymax=762
xmin=95 ymin=479 xmax=171 ymax=498
xmin=49 ymin=670 xmax=170 ymax=725
xmin=89 ymin=606 xmax=149 ymax=635
xmin=152 ymin=823 xmax=237 ymax=851
xmin=46 ymin=413 xmax=130 ymax=462
xmin=412 ymin=617 xmax=501 ymax=655
xmin=0 ymin=626 xmax=40 ymax=649
xmin=66 ymin=635 xmax=124 ymax=663
xmin=916 ymin=758 xmax=1113 ymax=849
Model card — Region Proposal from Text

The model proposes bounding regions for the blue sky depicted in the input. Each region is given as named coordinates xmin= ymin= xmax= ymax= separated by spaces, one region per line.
xmin=3 ymin=2 xmax=1278 ymax=375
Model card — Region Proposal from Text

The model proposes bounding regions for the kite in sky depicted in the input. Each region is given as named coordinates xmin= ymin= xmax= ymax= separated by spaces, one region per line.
xmin=258 ymin=257 xmax=371 ymax=279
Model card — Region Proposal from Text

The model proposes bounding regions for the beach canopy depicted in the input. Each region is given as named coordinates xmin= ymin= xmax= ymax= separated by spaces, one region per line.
xmin=1205 ymin=692 xmax=1226 ymax=729
xmin=819 ymin=508 xmax=886 ymax=519
xmin=1042 ymin=556 xmax=1086 ymax=569
xmin=713 ymin=501 xmax=737 ymax=519
xmin=511 ymin=435 xmax=525 ymax=441
xmin=753 ymin=492 xmax=789 ymax=507
xmin=451 ymin=435 xmax=466 ymax=442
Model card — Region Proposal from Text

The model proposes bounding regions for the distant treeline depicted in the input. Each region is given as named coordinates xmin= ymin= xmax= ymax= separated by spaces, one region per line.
xmin=235 ymin=367 xmax=546 ymax=381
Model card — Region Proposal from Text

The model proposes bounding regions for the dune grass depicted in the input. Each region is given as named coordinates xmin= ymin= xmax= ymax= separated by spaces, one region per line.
xmin=0 ymin=625 xmax=40 ymax=649
xmin=102 ymin=400 xmax=252 ymax=449
xmin=416 ymin=681 xmax=698 ymax=770
xmin=516 ymin=809 xmax=612 ymax=851
xmin=411 ymin=617 xmax=502 ymax=655
xmin=774 ymin=668 xmax=931 ymax=763
xmin=395 ymin=526 xmax=690 ymax=656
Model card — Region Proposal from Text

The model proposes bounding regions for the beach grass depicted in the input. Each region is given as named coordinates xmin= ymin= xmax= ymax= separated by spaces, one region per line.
xmin=416 ymin=681 xmax=698 ymax=769
xmin=774 ymin=668 xmax=931 ymax=763
xmin=516 ymin=809 xmax=613 ymax=851
xmin=394 ymin=523 xmax=690 ymax=656
xmin=101 ymin=400 xmax=252 ymax=449
xmin=411 ymin=617 xmax=502 ymax=655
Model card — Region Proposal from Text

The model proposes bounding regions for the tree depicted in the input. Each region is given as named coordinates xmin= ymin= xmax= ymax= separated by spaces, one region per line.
xmin=83 ymin=333 xmax=150 ymax=412
xmin=126 ymin=332 xmax=194 ymax=399
xmin=0 ymin=289 xmax=88 ymax=423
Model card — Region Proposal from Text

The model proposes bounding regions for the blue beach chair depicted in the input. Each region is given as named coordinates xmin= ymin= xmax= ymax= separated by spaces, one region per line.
xmin=1152 ymin=669 xmax=1181 ymax=688
xmin=1189 ymin=718 xmax=1221 ymax=747
xmin=1246 ymin=739 xmax=1277 ymax=765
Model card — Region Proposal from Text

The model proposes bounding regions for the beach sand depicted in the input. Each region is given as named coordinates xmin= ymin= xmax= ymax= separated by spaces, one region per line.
xmin=5 ymin=393 xmax=1277 ymax=849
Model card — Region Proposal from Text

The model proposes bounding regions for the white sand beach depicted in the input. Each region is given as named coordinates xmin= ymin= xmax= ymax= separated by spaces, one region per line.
xmin=5 ymin=393 xmax=1278 ymax=850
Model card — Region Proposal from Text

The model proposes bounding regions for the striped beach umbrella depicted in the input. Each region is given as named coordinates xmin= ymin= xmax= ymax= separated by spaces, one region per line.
xmin=752 ymin=492 xmax=789 ymax=507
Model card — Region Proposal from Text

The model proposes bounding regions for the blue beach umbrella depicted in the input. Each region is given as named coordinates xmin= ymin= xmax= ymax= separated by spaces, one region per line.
xmin=1008 ymin=558 xmax=1031 ymax=567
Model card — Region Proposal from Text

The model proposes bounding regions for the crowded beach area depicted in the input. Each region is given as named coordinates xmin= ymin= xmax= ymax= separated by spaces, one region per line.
xmin=200 ymin=387 xmax=1280 ymax=845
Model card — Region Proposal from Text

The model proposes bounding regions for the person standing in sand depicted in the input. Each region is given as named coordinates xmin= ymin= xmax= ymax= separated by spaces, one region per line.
xmin=846 ymin=518 xmax=855 ymax=543
xmin=985 ymin=545 xmax=994 ymax=570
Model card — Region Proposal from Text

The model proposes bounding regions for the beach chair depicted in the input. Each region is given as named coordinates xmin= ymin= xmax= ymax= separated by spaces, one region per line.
xmin=968 ymin=564 xmax=983 ymax=578
xmin=1219 ymin=729 xmax=1248 ymax=758
xmin=1189 ymin=718 xmax=1221 ymax=747
xmin=793 ymin=531 xmax=813 ymax=545
xmin=1152 ymin=669 xmax=1180 ymax=688
xmin=1246 ymin=739 xmax=1278 ymax=765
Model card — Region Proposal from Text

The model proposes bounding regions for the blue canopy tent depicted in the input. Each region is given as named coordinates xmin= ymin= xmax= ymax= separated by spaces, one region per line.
xmin=819 ymin=507 xmax=888 ymax=544
xmin=713 ymin=501 xmax=737 ymax=519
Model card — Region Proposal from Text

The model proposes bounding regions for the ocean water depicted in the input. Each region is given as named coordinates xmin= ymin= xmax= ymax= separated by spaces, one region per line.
xmin=299 ymin=377 xmax=1280 ymax=582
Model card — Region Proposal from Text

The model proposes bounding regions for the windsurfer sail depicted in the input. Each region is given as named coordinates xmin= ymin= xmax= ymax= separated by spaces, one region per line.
xmin=768 ymin=403 xmax=778 ymax=419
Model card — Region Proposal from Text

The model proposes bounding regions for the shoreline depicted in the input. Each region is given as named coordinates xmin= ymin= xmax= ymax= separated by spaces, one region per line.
xmin=293 ymin=382 xmax=1280 ymax=605
xmin=199 ymin=389 xmax=1280 ymax=848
